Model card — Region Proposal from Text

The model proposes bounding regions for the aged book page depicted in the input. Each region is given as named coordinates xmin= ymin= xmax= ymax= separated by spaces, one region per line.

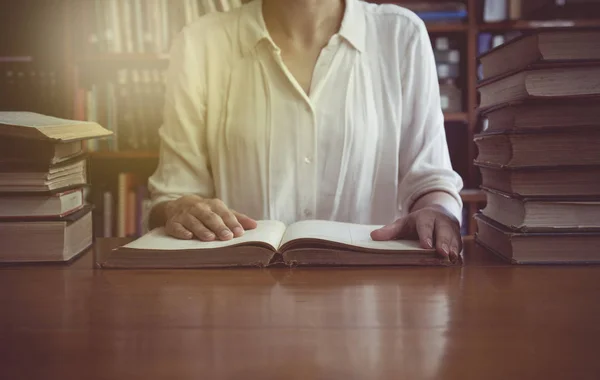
xmin=121 ymin=220 xmax=287 ymax=251
xmin=280 ymin=220 xmax=425 ymax=251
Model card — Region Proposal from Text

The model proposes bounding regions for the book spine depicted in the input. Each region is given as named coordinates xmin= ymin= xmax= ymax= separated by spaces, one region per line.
xmin=117 ymin=173 xmax=128 ymax=237
xmin=123 ymin=0 xmax=135 ymax=54
xmin=414 ymin=10 xmax=467 ymax=21
xmin=483 ymin=0 xmax=508 ymax=22
xmin=436 ymin=63 xmax=460 ymax=80
xmin=509 ymin=0 xmax=522 ymax=20
xmin=133 ymin=0 xmax=145 ymax=53
xmin=143 ymin=0 xmax=154 ymax=53
xmin=103 ymin=191 xmax=113 ymax=237
xmin=127 ymin=190 xmax=136 ymax=237
xmin=439 ymin=83 xmax=462 ymax=113
xmin=135 ymin=185 xmax=148 ymax=236
xmin=103 ymin=0 xmax=114 ymax=52
xmin=94 ymin=0 xmax=106 ymax=52
xmin=108 ymin=0 xmax=123 ymax=53
xmin=160 ymin=0 xmax=169 ymax=53
xmin=117 ymin=69 xmax=129 ymax=151
xmin=152 ymin=0 xmax=162 ymax=53
xmin=434 ymin=49 xmax=460 ymax=64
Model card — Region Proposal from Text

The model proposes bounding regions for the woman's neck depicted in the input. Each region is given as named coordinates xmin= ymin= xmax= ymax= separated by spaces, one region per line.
xmin=262 ymin=0 xmax=344 ymax=48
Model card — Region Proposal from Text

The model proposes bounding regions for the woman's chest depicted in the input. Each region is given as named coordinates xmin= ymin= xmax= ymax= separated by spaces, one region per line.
xmin=206 ymin=47 xmax=403 ymax=162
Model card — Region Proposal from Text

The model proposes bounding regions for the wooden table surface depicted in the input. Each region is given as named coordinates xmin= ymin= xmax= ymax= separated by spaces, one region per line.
xmin=1 ymin=239 xmax=599 ymax=380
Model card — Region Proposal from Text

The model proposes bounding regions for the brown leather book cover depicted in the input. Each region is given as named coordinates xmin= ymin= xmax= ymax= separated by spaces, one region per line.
xmin=0 ymin=204 xmax=92 ymax=223
xmin=474 ymin=129 xmax=600 ymax=168
xmin=477 ymin=62 xmax=600 ymax=111
xmin=480 ymin=187 xmax=600 ymax=232
xmin=474 ymin=213 xmax=600 ymax=264
xmin=476 ymin=163 xmax=600 ymax=197
xmin=478 ymin=30 xmax=600 ymax=81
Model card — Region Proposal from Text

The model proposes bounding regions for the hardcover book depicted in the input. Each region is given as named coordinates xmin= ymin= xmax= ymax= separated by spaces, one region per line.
xmin=99 ymin=220 xmax=455 ymax=268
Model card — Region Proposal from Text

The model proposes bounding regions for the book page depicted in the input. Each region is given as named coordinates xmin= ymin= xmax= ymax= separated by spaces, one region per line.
xmin=120 ymin=220 xmax=286 ymax=251
xmin=0 ymin=112 xmax=93 ymax=128
xmin=281 ymin=220 xmax=425 ymax=251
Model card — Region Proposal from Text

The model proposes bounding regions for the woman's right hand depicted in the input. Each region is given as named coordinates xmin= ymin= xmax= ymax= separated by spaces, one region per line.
xmin=164 ymin=195 xmax=257 ymax=241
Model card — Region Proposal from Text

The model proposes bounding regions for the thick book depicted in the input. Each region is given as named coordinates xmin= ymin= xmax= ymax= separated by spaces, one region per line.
xmin=0 ymin=136 xmax=83 ymax=166
xmin=0 ymin=206 xmax=93 ymax=263
xmin=0 ymin=157 xmax=87 ymax=193
xmin=477 ymin=164 xmax=600 ymax=197
xmin=0 ymin=111 xmax=111 ymax=142
xmin=477 ymin=63 xmax=600 ymax=110
xmin=481 ymin=187 xmax=600 ymax=231
xmin=99 ymin=220 xmax=453 ymax=269
xmin=475 ymin=213 xmax=600 ymax=264
xmin=481 ymin=99 xmax=600 ymax=132
xmin=479 ymin=30 xmax=600 ymax=80
xmin=474 ymin=129 xmax=600 ymax=168
xmin=0 ymin=188 xmax=84 ymax=218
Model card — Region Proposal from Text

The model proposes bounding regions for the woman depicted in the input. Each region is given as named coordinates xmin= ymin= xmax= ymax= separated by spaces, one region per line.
xmin=148 ymin=0 xmax=464 ymax=262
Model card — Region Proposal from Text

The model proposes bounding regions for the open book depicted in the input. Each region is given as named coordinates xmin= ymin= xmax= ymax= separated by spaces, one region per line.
xmin=99 ymin=220 xmax=452 ymax=268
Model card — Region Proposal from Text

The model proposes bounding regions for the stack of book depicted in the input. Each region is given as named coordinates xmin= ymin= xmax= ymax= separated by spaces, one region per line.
xmin=0 ymin=112 xmax=111 ymax=263
xmin=474 ymin=30 xmax=600 ymax=264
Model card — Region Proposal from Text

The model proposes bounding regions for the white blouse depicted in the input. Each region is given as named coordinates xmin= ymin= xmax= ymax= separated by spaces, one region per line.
xmin=148 ymin=0 xmax=463 ymax=226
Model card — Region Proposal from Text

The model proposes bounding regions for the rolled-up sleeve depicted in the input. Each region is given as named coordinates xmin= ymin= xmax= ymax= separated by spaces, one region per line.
xmin=148 ymin=27 xmax=214 ymax=209
xmin=397 ymin=19 xmax=463 ymax=216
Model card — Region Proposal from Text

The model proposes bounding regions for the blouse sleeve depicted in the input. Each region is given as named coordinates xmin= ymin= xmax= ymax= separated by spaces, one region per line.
xmin=397 ymin=20 xmax=463 ymax=218
xmin=147 ymin=28 xmax=215 ymax=209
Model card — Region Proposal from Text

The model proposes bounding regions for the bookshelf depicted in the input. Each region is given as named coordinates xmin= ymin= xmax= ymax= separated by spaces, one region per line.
xmin=4 ymin=0 xmax=599 ymax=238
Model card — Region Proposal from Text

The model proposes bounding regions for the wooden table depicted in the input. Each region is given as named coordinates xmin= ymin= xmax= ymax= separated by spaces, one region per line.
xmin=1 ymin=239 xmax=599 ymax=380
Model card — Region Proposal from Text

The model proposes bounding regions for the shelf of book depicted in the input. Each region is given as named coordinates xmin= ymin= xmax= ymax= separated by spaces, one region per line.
xmin=478 ymin=19 xmax=600 ymax=31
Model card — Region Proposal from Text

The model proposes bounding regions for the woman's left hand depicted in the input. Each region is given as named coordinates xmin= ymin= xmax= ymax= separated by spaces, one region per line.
xmin=370 ymin=204 xmax=462 ymax=263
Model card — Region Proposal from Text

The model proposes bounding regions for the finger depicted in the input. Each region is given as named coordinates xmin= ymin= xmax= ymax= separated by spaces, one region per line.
xmin=370 ymin=217 xmax=411 ymax=241
xmin=212 ymin=201 xmax=245 ymax=237
xmin=165 ymin=221 xmax=193 ymax=240
xmin=433 ymin=218 xmax=453 ymax=260
xmin=191 ymin=205 xmax=232 ymax=240
xmin=416 ymin=216 xmax=435 ymax=249
xmin=449 ymin=234 xmax=462 ymax=264
xmin=180 ymin=214 xmax=216 ymax=241
xmin=233 ymin=211 xmax=258 ymax=230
